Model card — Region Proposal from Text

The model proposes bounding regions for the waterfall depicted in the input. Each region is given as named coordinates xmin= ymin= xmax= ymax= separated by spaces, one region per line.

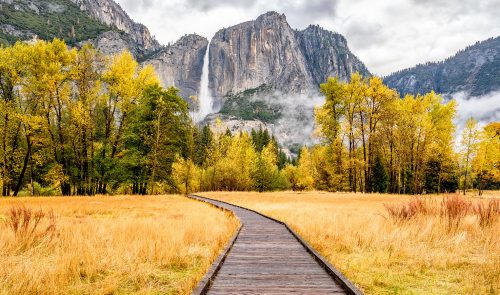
xmin=195 ymin=42 xmax=214 ymax=122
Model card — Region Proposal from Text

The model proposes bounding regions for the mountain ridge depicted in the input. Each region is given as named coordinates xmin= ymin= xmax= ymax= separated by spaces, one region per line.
xmin=384 ymin=36 xmax=499 ymax=97
xmin=139 ymin=10 xmax=370 ymax=114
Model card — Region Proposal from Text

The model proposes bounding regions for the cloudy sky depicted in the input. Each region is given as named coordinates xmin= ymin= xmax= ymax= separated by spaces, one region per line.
xmin=115 ymin=0 xmax=499 ymax=76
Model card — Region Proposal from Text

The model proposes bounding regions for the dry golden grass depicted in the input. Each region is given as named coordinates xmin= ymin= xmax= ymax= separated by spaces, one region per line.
xmin=0 ymin=195 xmax=239 ymax=295
xmin=202 ymin=191 xmax=500 ymax=295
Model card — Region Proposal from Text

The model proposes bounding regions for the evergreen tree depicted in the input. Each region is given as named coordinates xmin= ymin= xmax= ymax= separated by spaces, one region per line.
xmin=194 ymin=125 xmax=213 ymax=166
xmin=371 ymin=154 xmax=388 ymax=193
xmin=252 ymin=143 xmax=280 ymax=192
xmin=424 ymin=159 xmax=441 ymax=193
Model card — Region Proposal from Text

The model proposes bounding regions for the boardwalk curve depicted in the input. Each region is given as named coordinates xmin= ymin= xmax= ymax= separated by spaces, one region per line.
xmin=189 ymin=195 xmax=363 ymax=295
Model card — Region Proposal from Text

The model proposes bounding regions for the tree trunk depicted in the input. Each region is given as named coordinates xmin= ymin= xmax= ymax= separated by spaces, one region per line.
xmin=111 ymin=113 xmax=127 ymax=159
xmin=359 ymin=113 xmax=368 ymax=193
xmin=13 ymin=134 xmax=32 ymax=196
xmin=2 ymin=113 xmax=9 ymax=196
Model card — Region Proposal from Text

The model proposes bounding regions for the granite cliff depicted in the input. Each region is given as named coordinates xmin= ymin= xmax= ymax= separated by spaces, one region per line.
xmin=296 ymin=24 xmax=370 ymax=87
xmin=144 ymin=34 xmax=208 ymax=102
xmin=208 ymin=12 xmax=369 ymax=99
xmin=69 ymin=0 xmax=161 ymax=55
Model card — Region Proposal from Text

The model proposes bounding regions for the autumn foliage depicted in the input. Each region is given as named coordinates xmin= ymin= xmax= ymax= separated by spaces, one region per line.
xmin=0 ymin=39 xmax=190 ymax=196
xmin=0 ymin=40 xmax=498 ymax=196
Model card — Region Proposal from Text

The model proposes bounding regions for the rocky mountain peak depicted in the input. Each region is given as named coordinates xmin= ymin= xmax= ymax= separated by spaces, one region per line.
xmin=302 ymin=24 xmax=324 ymax=33
xmin=210 ymin=12 xmax=315 ymax=98
xmin=296 ymin=23 xmax=369 ymax=85
xmin=69 ymin=0 xmax=161 ymax=54
xmin=256 ymin=11 xmax=287 ymax=23
xmin=300 ymin=25 xmax=346 ymax=44
xmin=174 ymin=33 xmax=207 ymax=47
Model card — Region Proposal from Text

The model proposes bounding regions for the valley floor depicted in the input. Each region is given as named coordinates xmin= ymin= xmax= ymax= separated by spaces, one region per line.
xmin=0 ymin=195 xmax=238 ymax=295
xmin=202 ymin=191 xmax=500 ymax=295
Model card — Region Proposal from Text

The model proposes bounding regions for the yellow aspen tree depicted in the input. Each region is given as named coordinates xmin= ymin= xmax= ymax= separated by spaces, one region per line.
xmin=172 ymin=155 xmax=200 ymax=195
xmin=281 ymin=164 xmax=300 ymax=191
xmin=0 ymin=42 xmax=33 ymax=196
xmin=205 ymin=124 xmax=231 ymax=191
xmin=344 ymin=73 xmax=367 ymax=192
xmin=425 ymin=94 xmax=457 ymax=193
xmin=71 ymin=44 xmax=103 ymax=195
xmin=472 ymin=122 xmax=500 ymax=195
xmin=23 ymin=40 xmax=76 ymax=195
xmin=218 ymin=132 xmax=257 ymax=191
xmin=297 ymin=147 xmax=314 ymax=190
xmin=363 ymin=77 xmax=398 ymax=192
xmin=0 ymin=45 xmax=19 ymax=195
xmin=460 ymin=117 xmax=480 ymax=195
xmin=315 ymin=77 xmax=347 ymax=191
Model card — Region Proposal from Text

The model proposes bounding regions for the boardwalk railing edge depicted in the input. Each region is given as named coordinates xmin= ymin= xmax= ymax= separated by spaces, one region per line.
xmin=189 ymin=194 xmax=364 ymax=295
xmin=187 ymin=195 xmax=242 ymax=295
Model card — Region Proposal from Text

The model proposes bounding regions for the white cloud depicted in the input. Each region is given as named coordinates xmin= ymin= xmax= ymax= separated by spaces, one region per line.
xmin=252 ymin=91 xmax=325 ymax=148
xmin=115 ymin=0 xmax=499 ymax=75
xmin=454 ymin=92 xmax=500 ymax=124
xmin=452 ymin=91 xmax=500 ymax=140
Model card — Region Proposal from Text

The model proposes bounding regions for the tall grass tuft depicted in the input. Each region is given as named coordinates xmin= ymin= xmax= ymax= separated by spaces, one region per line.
xmin=384 ymin=195 xmax=499 ymax=229
xmin=441 ymin=196 xmax=472 ymax=229
xmin=384 ymin=198 xmax=432 ymax=222
xmin=474 ymin=199 xmax=500 ymax=227
xmin=7 ymin=206 xmax=57 ymax=251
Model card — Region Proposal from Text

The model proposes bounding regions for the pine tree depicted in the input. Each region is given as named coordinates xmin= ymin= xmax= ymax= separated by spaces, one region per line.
xmin=371 ymin=154 xmax=388 ymax=193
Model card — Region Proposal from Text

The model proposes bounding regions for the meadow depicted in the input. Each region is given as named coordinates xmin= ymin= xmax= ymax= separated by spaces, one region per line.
xmin=0 ymin=195 xmax=239 ymax=295
xmin=202 ymin=191 xmax=500 ymax=294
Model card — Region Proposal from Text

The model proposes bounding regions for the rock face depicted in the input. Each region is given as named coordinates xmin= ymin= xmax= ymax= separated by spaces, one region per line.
xmin=210 ymin=12 xmax=315 ymax=98
xmin=69 ymin=0 xmax=161 ymax=55
xmin=0 ymin=24 xmax=37 ymax=40
xmin=384 ymin=37 xmax=500 ymax=97
xmin=0 ymin=0 xmax=110 ymax=44
xmin=86 ymin=31 xmax=142 ymax=57
xmin=143 ymin=34 xmax=208 ymax=101
xmin=209 ymin=12 xmax=369 ymax=99
xmin=296 ymin=25 xmax=370 ymax=86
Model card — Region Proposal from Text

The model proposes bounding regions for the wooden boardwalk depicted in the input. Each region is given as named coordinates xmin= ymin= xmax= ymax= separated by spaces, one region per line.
xmin=189 ymin=195 xmax=362 ymax=295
